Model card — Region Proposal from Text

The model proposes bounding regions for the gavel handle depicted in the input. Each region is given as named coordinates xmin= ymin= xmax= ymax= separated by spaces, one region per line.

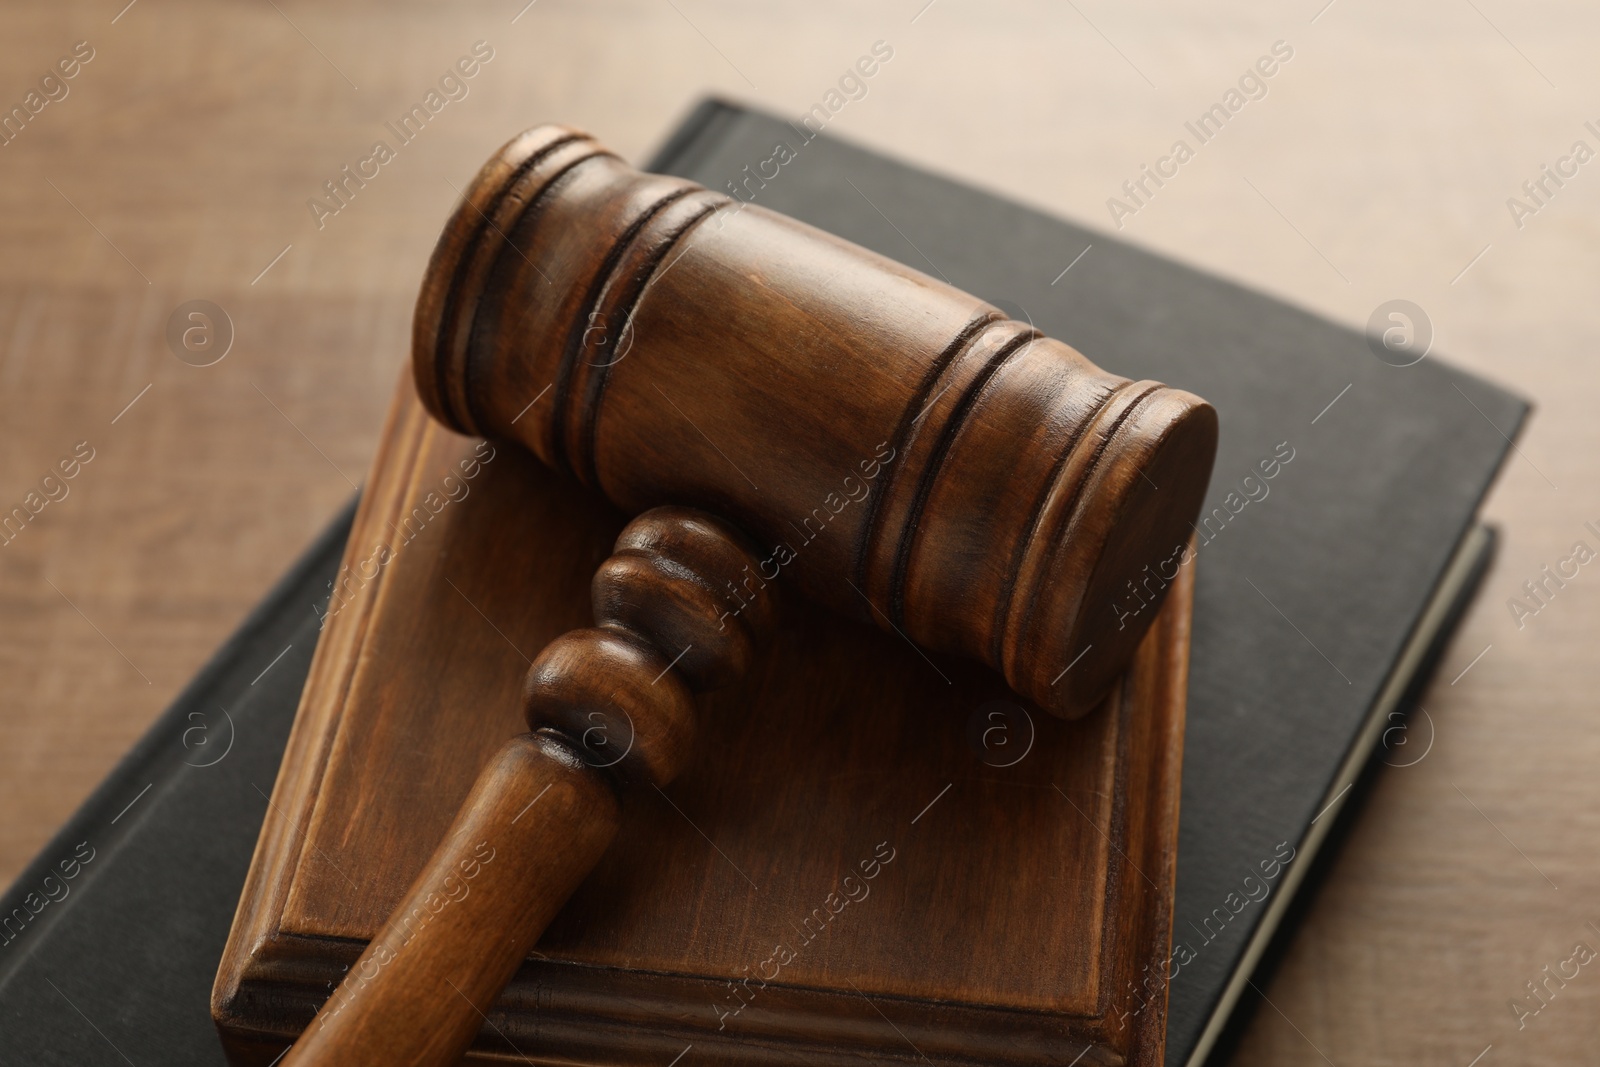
xmin=282 ymin=733 xmax=618 ymax=1065
xmin=281 ymin=507 xmax=775 ymax=1066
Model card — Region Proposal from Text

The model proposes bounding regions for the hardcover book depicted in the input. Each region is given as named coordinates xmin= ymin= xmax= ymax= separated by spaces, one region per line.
xmin=0 ymin=99 xmax=1523 ymax=1066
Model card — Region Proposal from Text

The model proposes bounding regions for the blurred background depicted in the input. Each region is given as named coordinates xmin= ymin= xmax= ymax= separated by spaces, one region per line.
xmin=2 ymin=1 xmax=1596 ymax=1063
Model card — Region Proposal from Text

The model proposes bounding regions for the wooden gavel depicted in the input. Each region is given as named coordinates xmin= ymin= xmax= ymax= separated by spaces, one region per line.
xmin=281 ymin=126 xmax=1217 ymax=1065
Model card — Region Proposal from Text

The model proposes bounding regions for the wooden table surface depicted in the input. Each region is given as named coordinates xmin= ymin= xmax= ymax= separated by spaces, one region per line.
xmin=2 ymin=1 xmax=1596 ymax=1064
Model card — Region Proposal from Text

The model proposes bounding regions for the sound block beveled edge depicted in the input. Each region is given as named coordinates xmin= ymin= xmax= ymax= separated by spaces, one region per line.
xmin=211 ymin=371 xmax=1191 ymax=1067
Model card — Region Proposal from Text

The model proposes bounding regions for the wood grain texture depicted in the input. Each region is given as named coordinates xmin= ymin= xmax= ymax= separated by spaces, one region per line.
xmin=5 ymin=3 xmax=1599 ymax=1066
xmin=412 ymin=127 xmax=1215 ymax=717
xmin=251 ymin=118 xmax=1216 ymax=1066
xmin=280 ymin=732 xmax=621 ymax=1067
xmin=212 ymin=373 xmax=1192 ymax=1066
xmin=279 ymin=507 xmax=777 ymax=1065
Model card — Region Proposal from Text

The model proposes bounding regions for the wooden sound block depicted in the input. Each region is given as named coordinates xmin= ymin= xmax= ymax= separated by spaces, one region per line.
xmin=212 ymin=371 xmax=1193 ymax=1067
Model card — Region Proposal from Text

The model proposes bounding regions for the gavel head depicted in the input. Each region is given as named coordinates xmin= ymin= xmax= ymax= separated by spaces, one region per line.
xmin=413 ymin=126 xmax=1217 ymax=718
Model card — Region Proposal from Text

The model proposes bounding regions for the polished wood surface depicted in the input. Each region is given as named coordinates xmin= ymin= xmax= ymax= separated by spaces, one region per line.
xmin=6 ymin=3 xmax=1598 ymax=1065
xmin=262 ymin=116 xmax=1213 ymax=1063
xmin=279 ymin=507 xmax=776 ymax=1066
xmin=414 ymin=126 xmax=1215 ymax=716
xmin=211 ymin=374 xmax=1192 ymax=1066
xmin=282 ymin=732 xmax=620 ymax=1067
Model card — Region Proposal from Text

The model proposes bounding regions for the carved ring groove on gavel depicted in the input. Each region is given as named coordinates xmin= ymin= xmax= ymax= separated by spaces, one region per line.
xmin=280 ymin=126 xmax=1217 ymax=1066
